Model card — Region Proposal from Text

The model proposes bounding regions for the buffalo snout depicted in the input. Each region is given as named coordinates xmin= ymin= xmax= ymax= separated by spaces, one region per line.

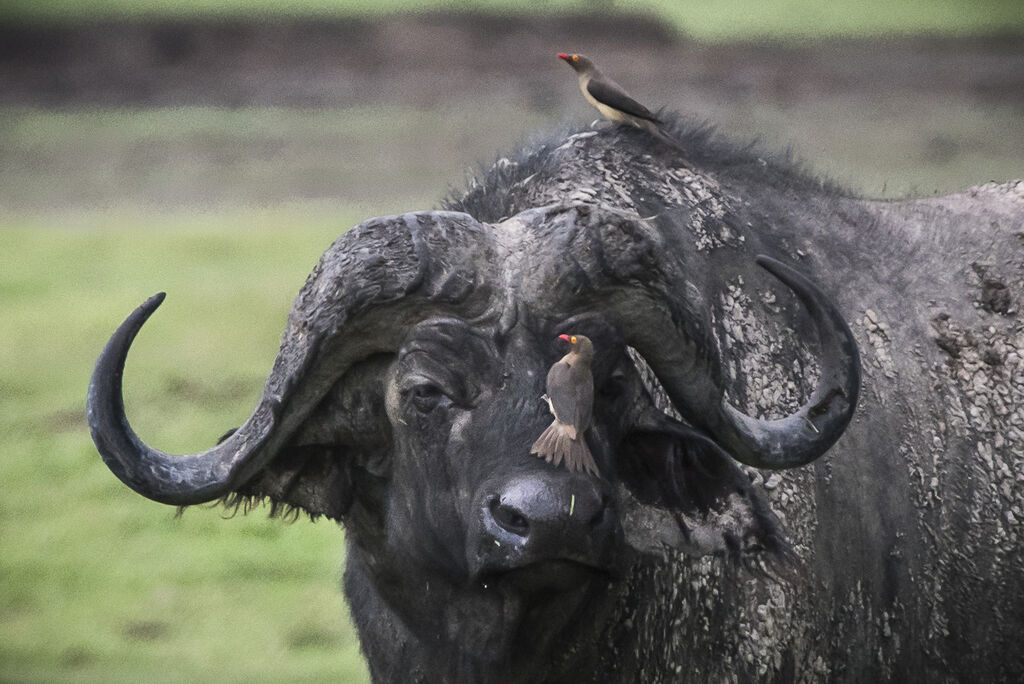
xmin=471 ymin=473 xmax=621 ymax=581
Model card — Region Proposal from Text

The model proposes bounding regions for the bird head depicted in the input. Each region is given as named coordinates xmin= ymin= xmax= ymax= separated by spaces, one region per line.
xmin=558 ymin=333 xmax=594 ymax=358
xmin=557 ymin=52 xmax=593 ymax=73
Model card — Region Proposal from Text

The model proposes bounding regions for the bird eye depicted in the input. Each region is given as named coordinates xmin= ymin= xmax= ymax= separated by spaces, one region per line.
xmin=572 ymin=55 xmax=579 ymax=62
xmin=571 ymin=336 xmax=578 ymax=344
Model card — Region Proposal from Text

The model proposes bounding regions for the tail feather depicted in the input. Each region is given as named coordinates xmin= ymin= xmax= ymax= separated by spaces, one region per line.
xmin=531 ymin=421 xmax=599 ymax=475
xmin=640 ymin=119 xmax=687 ymax=154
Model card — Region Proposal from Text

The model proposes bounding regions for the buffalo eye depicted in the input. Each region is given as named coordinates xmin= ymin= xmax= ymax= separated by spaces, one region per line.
xmin=409 ymin=383 xmax=449 ymax=414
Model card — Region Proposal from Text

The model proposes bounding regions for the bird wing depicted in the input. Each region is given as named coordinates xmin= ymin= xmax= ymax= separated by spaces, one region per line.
xmin=586 ymin=78 xmax=659 ymax=123
xmin=545 ymin=360 xmax=578 ymax=438
xmin=571 ymin=364 xmax=594 ymax=434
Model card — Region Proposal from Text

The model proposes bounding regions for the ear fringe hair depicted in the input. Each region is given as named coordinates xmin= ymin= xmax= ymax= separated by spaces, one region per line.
xmin=175 ymin=492 xmax=319 ymax=524
xmin=657 ymin=424 xmax=802 ymax=582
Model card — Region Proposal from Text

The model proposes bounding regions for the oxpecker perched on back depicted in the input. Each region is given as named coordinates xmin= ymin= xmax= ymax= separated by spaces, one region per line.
xmin=558 ymin=52 xmax=684 ymax=152
xmin=531 ymin=334 xmax=598 ymax=475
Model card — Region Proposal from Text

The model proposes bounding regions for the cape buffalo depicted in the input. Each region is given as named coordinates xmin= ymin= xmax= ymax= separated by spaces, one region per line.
xmin=89 ymin=117 xmax=1023 ymax=683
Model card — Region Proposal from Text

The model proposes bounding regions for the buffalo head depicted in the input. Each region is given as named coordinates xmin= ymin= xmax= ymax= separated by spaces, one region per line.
xmin=88 ymin=202 xmax=859 ymax=679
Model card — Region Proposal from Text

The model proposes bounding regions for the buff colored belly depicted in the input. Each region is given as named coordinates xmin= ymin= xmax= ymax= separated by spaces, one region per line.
xmin=580 ymin=82 xmax=633 ymax=125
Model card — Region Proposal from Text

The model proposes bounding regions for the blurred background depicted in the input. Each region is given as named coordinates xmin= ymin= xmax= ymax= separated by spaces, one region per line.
xmin=1 ymin=1 xmax=1021 ymax=682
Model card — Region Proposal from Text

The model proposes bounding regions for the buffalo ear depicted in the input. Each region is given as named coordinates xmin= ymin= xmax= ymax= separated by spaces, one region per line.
xmin=207 ymin=357 xmax=392 ymax=522
xmin=224 ymin=443 xmax=356 ymax=521
xmin=617 ymin=413 xmax=787 ymax=562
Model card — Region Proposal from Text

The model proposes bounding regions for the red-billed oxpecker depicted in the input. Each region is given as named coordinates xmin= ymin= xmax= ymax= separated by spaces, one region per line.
xmin=531 ymin=334 xmax=598 ymax=475
xmin=557 ymin=52 xmax=683 ymax=152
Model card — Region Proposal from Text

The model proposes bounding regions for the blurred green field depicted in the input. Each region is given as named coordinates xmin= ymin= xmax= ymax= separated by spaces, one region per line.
xmin=4 ymin=0 xmax=1023 ymax=41
xmin=3 ymin=100 xmax=1021 ymax=214
xmin=0 ymin=211 xmax=373 ymax=683
xmin=0 ymin=105 xmax=549 ymax=212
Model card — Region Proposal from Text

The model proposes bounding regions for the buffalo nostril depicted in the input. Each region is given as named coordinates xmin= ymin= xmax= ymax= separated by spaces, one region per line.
xmin=490 ymin=496 xmax=530 ymax=536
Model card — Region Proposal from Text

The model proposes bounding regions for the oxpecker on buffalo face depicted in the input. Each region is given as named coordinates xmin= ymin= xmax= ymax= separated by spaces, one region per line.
xmin=531 ymin=333 xmax=598 ymax=475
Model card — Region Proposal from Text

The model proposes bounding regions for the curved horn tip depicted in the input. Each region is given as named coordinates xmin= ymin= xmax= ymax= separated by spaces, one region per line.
xmin=114 ymin=292 xmax=167 ymax=330
xmin=88 ymin=291 xmax=239 ymax=506
xmin=89 ymin=292 xmax=168 ymax=391
xmin=131 ymin=291 xmax=167 ymax=314
xmin=88 ymin=292 xmax=167 ymax=402
xmin=722 ymin=254 xmax=861 ymax=469
xmin=133 ymin=293 xmax=167 ymax=327
xmin=755 ymin=255 xmax=805 ymax=285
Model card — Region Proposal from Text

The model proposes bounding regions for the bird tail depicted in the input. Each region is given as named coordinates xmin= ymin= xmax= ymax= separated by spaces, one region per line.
xmin=530 ymin=421 xmax=599 ymax=475
xmin=641 ymin=119 xmax=687 ymax=154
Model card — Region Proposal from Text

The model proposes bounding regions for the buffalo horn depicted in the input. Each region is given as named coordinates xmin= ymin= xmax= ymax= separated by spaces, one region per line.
xmin=87 ymin=212 xmax=496 ymax=504
xmin=541 ymin=205 xmax=861 ymax=470
xmin=625 ymin=255 xmax=861 ymax=469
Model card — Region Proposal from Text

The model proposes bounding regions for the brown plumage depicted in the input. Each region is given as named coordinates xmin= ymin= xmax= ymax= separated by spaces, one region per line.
xmin=557 ymin=52 xmax=684 ymax=153
xmin=531 ymin=333 xmax=598 ymax=475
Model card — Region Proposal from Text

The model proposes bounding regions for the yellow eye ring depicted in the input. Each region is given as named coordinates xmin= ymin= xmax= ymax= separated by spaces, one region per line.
xmin=572 ymin=55 xmax=579 ymax=62
xmin=570 ymin=336 xmax=578 ymax=344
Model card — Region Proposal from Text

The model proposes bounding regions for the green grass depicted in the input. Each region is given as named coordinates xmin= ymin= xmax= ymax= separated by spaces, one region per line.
xmin=2 ymin=0 xmax=1022 ymax=42
xmin=0 ymin=209 xmax=373 ymax=683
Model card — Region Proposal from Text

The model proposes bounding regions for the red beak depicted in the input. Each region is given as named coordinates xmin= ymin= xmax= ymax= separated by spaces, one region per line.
xmin=557 ymin=53 xmax=570 ymax=62
xmin=558 ymin=334 xmax=571 ymax=342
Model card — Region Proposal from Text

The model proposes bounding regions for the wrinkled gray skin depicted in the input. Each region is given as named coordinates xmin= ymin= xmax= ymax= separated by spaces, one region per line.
xmin=88 ymin=119 xmax=1023 ymax=683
